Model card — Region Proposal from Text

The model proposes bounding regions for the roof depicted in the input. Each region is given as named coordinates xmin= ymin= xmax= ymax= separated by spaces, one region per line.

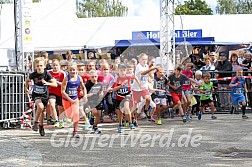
xmin=0 ymin=0 xmax=252 ymax=51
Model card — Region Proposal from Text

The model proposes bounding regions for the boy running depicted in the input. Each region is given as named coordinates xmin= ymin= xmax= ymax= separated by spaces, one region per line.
xmin=25 ymin=57 xmax=57 ymax=136
xmin=198 ymin=72 xmax=217 ymax=120
xmin=229 ymin=69 xmax=249 ymax=119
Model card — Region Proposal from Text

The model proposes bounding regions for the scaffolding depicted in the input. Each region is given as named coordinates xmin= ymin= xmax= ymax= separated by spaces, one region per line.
xmin=160 ymin=0 xmax=175 ymax=72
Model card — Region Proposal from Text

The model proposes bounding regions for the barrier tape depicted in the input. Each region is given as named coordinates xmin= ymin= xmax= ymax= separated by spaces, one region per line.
xmin=210 ymin=76 xmax=252 ymax=81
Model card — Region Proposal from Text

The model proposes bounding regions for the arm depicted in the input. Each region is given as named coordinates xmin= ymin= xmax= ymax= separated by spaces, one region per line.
xmin=79 ymin=77 xmax=87 ymax=103
xmin=134 ymin=76 xmax=142 ymax=90
xmin=24 ymin=76 xmax=31 ymax=94
xmin=167 ymin=79 xmax=178 ymax=90
xmin=141 ymin=66 xmax=157 ymax=75
xmin=108 ymin=84 xmax=124 ymax=92
xmin=244 ymin=82 xmax=248 ymax=93
xmin=189 ymin=78 xmax=202 ymax=86
xmin=229 ymin=82 xmax=238 ymax=87
xmin=43 ymin=78 xmax=57 ymax=87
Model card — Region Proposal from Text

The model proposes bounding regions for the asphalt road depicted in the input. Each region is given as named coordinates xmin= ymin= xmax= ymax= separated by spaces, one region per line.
xmin=1 ymin=114 xmax=252 ymax=167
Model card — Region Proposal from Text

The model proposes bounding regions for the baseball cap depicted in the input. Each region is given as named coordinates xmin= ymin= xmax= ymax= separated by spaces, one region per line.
xmin=219 ymin=52 xmax=227 ymax=57
xmin=210 ymin=52 xmax=216 ymax=56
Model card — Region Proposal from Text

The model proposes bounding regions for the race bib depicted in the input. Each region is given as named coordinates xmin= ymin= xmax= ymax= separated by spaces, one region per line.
xmin=184 ymin=80 xmax=190 ymax=86
xmin=33 ymin=85 xmax=47 ymax=94
xmin=117 ymin=86 xmax=129 ymax=94
xmin=205 ymin=90 xmax=211 ymax=97
xmin=140 ymin=75 xmax=148 ymax=82
xmin=157 ymin=91 xmax=165 ymax=96
xmin=174 ymin=81 xmax=181 ymax=87
xmin=67 ymin=88 xmax=78 ymax=96
xmin=234 ymin=88 xmax=242 ymax=94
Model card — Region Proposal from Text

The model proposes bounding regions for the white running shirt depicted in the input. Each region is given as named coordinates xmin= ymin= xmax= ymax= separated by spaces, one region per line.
xmin=132 ymin=63 xmax=149 ymax=91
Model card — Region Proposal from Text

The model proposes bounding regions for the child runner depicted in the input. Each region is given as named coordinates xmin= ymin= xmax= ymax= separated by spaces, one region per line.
xmin=109 ymin=64 xmax=141 ymax=133
xmin=48 ymin=59 xmax=65 ymax=128
xmin=198 ymin=72 xmax=217 ymax=120
xmin=61 ymin=62 xmax=87 ymax=137
xmin=229 ymin=69 xmax=249 ymax=119
xmin=191 ymin=70 xmax=203 ymax=116
xmin=25 ymin=57 xmax=57 ymax=136
xmin=167 ymin=66 xmax=201 ymax=123
xmin=182 ymin=63 xmax=193 ymax=120
xmin=131 ymin=53 xmax=157 ymax=126
xmin=85 ymin=70 xmax=103 ymax=134
xmin=77 ymin=62 xmax=91 ymax=130
xmin=153 ymin=66 xmax=168 ymax=125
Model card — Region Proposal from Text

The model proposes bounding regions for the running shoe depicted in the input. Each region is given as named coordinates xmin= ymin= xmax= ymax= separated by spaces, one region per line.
xmin=59 ymin=122 xmax=64 ymax=128
xmin=32 ymin=122 xmax=39 ymax=131
xmin=125 ymin=121 xmax=129 ymax=128
xmin=39 ymin=125 xmax=45 ymax=136
xmin=47 ymin=119 xmax=55 ymax=125
xmin=54 ymin=121 xmax=60 ymax=128
xmin=84 ymin=121 xmax=91 ymax=130
xmin=242 ymin=115 xmax=249 ymax=119
xmin=129 ymin=123 xmax=135 ymax=129
xmin=211 ymin=115 xmax=217 ymax=120
xmin=93 ymin=127 xmax=101 ymax=134
xmin=148 ymin=116 xmax=156 ymax=122
xmin=169 ymin=108 xmax=174 ymax=119
xmin=89 ymin=117 xmax=94 ymax=126
xmin=118 ymin=125 xmax=124 ymax=133
xmin=198 ymin=112 xmax=202 ymax=120
xmin=182 ymin=116 xmax=187 ymax=123
xmin=157 ymin=119 xmax=162 ymax=125
xmin=72 ymin=131 xmax=80 ymax=138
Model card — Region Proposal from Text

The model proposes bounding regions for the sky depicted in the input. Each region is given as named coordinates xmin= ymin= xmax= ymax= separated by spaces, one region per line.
xmin=122 ymin=0 xmax=218 ymax=17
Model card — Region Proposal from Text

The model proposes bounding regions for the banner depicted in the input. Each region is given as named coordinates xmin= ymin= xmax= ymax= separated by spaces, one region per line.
xmin=21 ymin=0 xmax=33 ymax=52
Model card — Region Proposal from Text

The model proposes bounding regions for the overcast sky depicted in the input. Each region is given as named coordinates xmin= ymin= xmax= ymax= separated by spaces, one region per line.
xmin=122 ymin=0 xmax=218 ymax=17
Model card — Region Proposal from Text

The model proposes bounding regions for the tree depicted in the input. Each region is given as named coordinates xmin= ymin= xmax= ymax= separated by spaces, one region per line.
xmin=175 ymin=0 xmax=213 ymax=15
xmin=76 ymin=0 xmax=128 ymax=18
xmin=0 ymin=0 xmax=11 ymax=4
xmin=216 ymin=0 xmax=252 ymax=14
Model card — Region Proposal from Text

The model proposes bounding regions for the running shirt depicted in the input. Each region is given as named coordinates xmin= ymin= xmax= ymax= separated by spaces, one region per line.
xmin=132 ymin=63 xmax=149 ymax=91
xmin=65 ymin=75 xmax=80 ymax=100
xmin=182 ymin=70 xmax=193 ymax=91
xmin=200 ymin=82 xmax=213 ymax=100
xmin=153 ymin=76 xmax=167 ymax=98
xmin=192 ymin=79 xmax=203 ymax=96
xmin=168 ymin=73 xmax=189 ymax=93
xmin=29 ymin=70 xmax=53 ymax=95
xmin=85 ymin=80 xmax=103 ymax=102
xmin=98 ymin=73 xmax=115 ymax=92
xmin=112 ymin=74 xmax=135 ymax=101
xmin=230 ymin=77 xmax=246 ymax=96
xmin=48 ymin=70 xmax=65 ymax=97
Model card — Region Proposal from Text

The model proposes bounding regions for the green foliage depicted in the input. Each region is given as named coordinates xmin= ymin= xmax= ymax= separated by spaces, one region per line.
xmin=175 ymin=0 xmax=213 ymax=15
xmin=216 ymin=0 xmax=252 ymax=14
xmin=76 ymin=0 xmax=128 ymax=18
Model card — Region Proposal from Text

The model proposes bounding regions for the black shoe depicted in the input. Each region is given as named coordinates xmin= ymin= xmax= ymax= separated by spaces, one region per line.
xmin=242 ymin=115 xmax=249 ymax=119
xmin=39 ymin=125 xmax=45 ymax=136
xmin=72 ymin=131 xmax=80 ymax=138
xmin=32 ymin=122 xmax=39 ymax=131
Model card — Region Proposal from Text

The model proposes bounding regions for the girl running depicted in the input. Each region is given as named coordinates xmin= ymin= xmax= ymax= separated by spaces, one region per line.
xmin=61 ymin=62 xmax=87 ymax=137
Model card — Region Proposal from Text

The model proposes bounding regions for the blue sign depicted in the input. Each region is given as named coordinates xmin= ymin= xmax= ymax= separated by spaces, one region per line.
xmin=132 ymin=29 xmax=202 ymax=40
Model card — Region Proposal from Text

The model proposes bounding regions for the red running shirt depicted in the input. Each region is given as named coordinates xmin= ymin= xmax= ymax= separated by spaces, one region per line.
xmin=48 ymin=70 xmax=65 ymax=96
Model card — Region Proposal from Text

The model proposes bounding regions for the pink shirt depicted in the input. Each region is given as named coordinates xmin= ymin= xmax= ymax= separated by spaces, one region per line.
xmin=98 ymin=71 xmax=115 ymax=91
xmin=182 ymin=70 xmax=193 ymax=90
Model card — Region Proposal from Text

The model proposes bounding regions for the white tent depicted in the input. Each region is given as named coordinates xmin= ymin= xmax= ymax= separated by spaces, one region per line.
xmin=0 ymin=0 xmax=252 ymax=51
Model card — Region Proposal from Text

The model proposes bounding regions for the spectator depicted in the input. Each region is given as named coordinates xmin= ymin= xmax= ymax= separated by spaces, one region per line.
xmin=238 ymin=50 xmax=245 ymax=65
xmin=230 ymin=53 xmax=241 ymax=74
xmin=200 ymin=57 xmax=215 ymax=71
xmin=87 ymin=60 xmax=96 ymax=72
xmin=193 ymin=54 xmax=205 ymax=70
xmin=215 ymin=52 xmax=232 ymax=107
xmin=240 ymin=51 xmax=252 ymax=72
xmin=66 ymin=50 xmax=75 ymax=63
xmin=209 ymin=52 xmax=218 ymax=67
xmin=88 ymin=52 xmax=96 ymax=59
xmin=41 ymin=51 xmax=52 ymax=70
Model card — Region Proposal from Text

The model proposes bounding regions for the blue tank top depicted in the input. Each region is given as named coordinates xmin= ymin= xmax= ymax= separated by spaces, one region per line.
xmin=66 ymin=75 xmax=80 ymax=100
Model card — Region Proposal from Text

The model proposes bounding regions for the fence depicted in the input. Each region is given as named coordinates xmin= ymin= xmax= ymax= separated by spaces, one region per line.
xmin=0 ymin=72 xmax=27 ymax=128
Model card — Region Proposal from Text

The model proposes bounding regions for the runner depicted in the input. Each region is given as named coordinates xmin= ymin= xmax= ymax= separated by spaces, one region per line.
xmin=108 ymin=64 xmax=141 ymax=133
xmin=198 ymin=72 xmax=217 ymax=120
xmin=25 ymin=57 xmax=57 ymax=136
xmin=229 ymin=69 xmax=249 ymax=119
xmin=85 ymin=70 xmax=103 ymax=134
xmin=61 ymin=62 xmax=87 ymax=137
xmin=167 ymin=66 xmax=201 ymax=123
xmin=131 ymin=53 xmax=157 ymax=126
xmin=48 ymin=59 xmax=65 ymax=128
